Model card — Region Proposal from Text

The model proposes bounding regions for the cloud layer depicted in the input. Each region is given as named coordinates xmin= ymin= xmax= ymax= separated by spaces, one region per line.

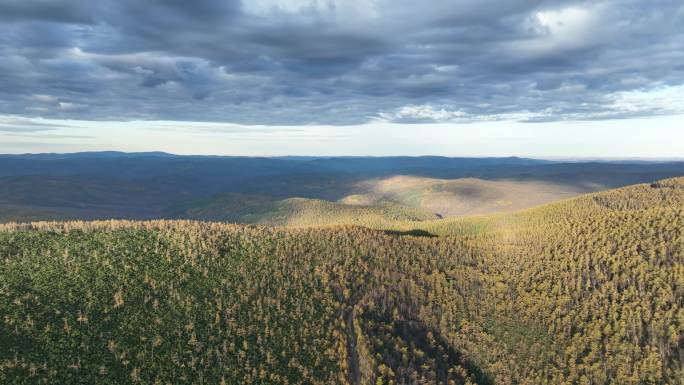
xmin=1 ymin=0 xmax=683 ymax=125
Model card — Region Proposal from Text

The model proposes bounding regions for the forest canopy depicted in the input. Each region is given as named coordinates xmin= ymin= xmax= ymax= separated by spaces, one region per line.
xmin=1 ymin=178 xmax=683 ymax=384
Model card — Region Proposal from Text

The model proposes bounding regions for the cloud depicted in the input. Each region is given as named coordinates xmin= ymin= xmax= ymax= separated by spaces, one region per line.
xmin=2 ymin=133 xmax=92 ymax=139
xmin=380 ymin=84 xmax=684 ymax=124
xmin=609 ymin=84 xmax=684 ymax=116
xmin=378 ymin=105 xmax=470 ymax=123
xmin=0 ymin=116 xmax=76 ymax=132
xmin=139 ymin=121 xmax=305 ymax=135
xmin=0 ymin=0 xmax=97 ymax=24
xmin=0 ymin=0 xmax=682 ymax=125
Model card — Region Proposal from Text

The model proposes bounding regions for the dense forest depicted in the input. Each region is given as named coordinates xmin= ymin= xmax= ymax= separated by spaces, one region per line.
xmin=1 ymin=178 xmax=683 ymax=384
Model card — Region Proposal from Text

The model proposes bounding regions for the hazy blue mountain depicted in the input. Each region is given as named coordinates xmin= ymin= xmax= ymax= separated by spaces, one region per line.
xmin=0 ymin=152 xmax=682 ymax=222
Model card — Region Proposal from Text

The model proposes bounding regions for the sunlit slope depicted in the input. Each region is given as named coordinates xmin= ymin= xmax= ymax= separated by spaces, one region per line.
xmin=393 ymin=176 xmax=684 ymax=237
xmin=172 ymin=176 xmax=594 ymax=226
xmin=1 ymin=178 xmax=682 ymax=384
xmin=340 ymin=176 xmax=593 ymax=217
xmin=174 ymin=193 xmax=439 ymax=227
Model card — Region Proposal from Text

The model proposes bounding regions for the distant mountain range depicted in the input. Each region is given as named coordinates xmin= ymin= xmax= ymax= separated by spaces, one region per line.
xmin=0 ymin=152 xmax=682 ymax=223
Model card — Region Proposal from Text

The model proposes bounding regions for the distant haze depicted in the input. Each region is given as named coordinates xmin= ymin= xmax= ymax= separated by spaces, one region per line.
xmin=1 ymin=115 xmax=683 ymax=158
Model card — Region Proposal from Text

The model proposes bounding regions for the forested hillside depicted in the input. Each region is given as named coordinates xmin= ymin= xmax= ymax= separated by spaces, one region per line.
xmin=174 ymin=193 xmax=439 ymax=227
xmin=1 ymin=178 xmax=683 ymax=384
xmin=173 ymin=176 xmax=588 ymax=224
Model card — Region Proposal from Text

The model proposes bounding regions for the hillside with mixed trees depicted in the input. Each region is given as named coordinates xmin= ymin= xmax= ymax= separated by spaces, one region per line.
xmin=170 ymin=176 xmax=588 ymax=226
xmin=171 ymin=193 xmax=440 ymax=227
xmin=1 ymin=177 xmax=683 ymax=384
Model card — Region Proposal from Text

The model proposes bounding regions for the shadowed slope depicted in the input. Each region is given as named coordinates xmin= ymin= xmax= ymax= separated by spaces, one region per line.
xmin=172 ymin=193 xmax=439 ymax=227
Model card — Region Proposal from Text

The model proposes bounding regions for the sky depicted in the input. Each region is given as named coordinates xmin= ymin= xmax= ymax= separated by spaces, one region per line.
xmin=1 ymin=0 xmax=683 ymax=157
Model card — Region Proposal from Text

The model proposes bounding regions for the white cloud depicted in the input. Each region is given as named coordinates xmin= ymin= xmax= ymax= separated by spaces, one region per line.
xmin=609 ymin=85 xmax=684 ymax=115
xmin=514 ymin=5 xmax=609 ymax=57
xmin=380 ymin=84 xmax=684 ymax=123
xmin=30 ymin=94 xmax=58 ymax=103
xmin=243 ymin=0 xmax=380 ymax=22
xmin=535 ymin=6 xmax=595 ymax=38
xmin=378 ymin=105 xmax=468 ymax=122
xmin=378 ymin=105 xmax=556 ymax=123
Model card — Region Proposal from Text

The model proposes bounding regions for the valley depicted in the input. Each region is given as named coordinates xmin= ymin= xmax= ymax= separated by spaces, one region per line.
xmin=1 ymin=153 xmax=683 ymax=224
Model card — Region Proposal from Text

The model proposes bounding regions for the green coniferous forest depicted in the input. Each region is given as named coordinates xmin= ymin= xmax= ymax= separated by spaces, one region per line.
xmin=1 ymin=178 xmax=683 ymax=384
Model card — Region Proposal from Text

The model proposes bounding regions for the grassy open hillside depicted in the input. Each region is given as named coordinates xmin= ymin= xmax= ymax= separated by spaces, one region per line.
xmin=385 ymin=176 xmax=684 ymax=237
xmin=1 ymin=178 xmax=682 ymax=384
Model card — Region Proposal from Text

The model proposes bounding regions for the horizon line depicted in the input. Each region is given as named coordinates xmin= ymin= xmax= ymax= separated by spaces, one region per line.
xmin=1 ymin=150 xmax=684 ymax=162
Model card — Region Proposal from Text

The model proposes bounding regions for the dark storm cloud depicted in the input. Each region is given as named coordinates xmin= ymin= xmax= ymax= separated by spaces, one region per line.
xmin=0 ymin=0 xmax=97 ymax=24
xmin=0 ymin=0 xmax=683 ymax=124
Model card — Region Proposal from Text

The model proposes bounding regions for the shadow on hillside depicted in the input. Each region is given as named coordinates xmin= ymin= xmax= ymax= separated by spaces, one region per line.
xmin=359 ymin=304 xmax=494 ymax=385
xmin=384 ymin=229 xmax=437 ymax=238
